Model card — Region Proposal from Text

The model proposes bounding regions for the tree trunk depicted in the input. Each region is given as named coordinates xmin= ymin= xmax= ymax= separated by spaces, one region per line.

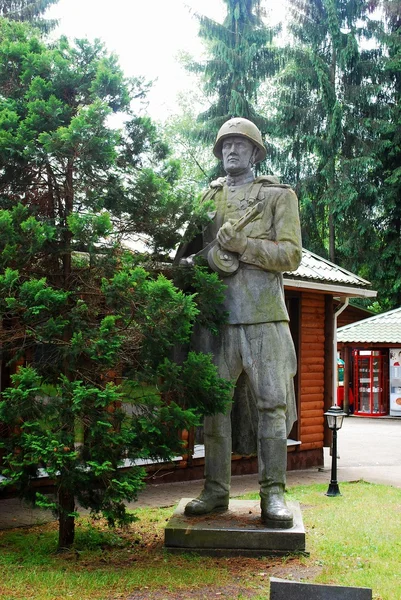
xmin=63 ymin=159 xmax=74 ymax=287
xmin=58 ymin=161 xmax=76 ymax=551
xmin=58 ymin=486 xmax=75 ymax=550
xmin=328 ymin=42 xmax=337 ymax=265
xmin=329 ymin=210 xmax=336 ymax=263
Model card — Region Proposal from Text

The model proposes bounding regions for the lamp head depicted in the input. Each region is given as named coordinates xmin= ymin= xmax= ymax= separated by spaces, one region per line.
xmin=324 ymin=405 xmax=347 ymax=430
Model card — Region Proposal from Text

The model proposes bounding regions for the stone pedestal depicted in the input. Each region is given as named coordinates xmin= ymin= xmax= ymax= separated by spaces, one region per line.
xmin=164 ymin=498 xmax=306 ymax=557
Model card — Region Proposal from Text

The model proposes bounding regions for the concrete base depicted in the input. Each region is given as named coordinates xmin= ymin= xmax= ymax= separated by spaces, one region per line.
xmin=164 ymin=498 xmax=306 ymax=557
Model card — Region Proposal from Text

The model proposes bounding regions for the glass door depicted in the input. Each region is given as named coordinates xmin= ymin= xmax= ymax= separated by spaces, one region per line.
xmin=353 ymin=351 xmax=387 ymax=416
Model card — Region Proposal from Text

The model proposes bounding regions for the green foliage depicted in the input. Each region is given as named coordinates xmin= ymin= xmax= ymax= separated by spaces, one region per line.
xmin=0 ymin=367 xmax=145 ymax=527
xmin=184 ymin=0 xmax=401 ymax=307
xmin=173 ymin=265 xmax=228 ymax=335
xmin=162 ymin=91 xmax=217 ymax=190
xmin=261 ymin=0 xmax=401 ymax=311
xmin=0 ymin=0 xmax=59 ymax=32
xmin=0 ymin=21 xmax=230 ymax=549
xmin=0 ymin=203 xmax=55 ymax=270
xmin=183 ymin=0 xmax=278 ymax=178
xmin=365 ymin=1 xmax=401 ymax=308
xmin=0 ymin=22 xmax=197 ymax=256
xmin=136 ymin=275 xmax=198 ymax=363
xmin=191 ymin=266 xmax=228 ymax=333
xmin=67 ymin=211 xmax=112 ymax=240
xmin=269 ymin=0 xmax=382 ymax=265
xmin=191 ymin=0 xmax=276 ymax=129
xmin=157 ymin=351 xmax=233 ymax=417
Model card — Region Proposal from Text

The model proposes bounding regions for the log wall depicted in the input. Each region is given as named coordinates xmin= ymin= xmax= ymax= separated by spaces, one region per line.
xmin=337 ymin=303 xmax=371 ymax=328
xmin=299 ymin=292 xmax=326 ymax=451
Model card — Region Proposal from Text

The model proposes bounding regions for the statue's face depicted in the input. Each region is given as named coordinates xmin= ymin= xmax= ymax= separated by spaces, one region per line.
xmin=221 ymin=136 xmax=256 ymax=174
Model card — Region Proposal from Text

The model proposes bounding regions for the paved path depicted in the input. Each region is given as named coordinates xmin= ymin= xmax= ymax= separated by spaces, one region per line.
xmin=1 ymin=417 xmax=400 ymax=530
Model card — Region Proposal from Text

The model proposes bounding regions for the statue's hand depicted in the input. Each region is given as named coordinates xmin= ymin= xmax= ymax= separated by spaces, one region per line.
xmin=217 ymin=220 xmax=247 ymax=255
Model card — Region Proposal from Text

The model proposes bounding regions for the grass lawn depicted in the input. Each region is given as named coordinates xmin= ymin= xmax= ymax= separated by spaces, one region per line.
xmin=0 ymin=481 xmax=399 ymax=599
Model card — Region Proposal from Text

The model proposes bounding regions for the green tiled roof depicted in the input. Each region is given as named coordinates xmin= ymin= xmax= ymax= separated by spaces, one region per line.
xmin=286 ymin=249 xmax=371 ymax=288
xmin=337 ymin=307 xmax=401 ymax=343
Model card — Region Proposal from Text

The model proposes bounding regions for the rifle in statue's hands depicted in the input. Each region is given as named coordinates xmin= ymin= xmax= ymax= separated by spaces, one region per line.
xmin=192 ymin=201 xmax=264 ymax=276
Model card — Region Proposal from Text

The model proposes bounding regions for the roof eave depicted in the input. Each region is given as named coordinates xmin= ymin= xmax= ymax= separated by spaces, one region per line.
xmin=283 ymin=277 xmax=377 ymax=298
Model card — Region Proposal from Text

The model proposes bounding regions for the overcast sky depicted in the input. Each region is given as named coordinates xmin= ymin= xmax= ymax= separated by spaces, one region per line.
xmin=47 ymin=1 xmax=285 ymax=121
xmin=47 ymin=0 xmax=227 ymax=120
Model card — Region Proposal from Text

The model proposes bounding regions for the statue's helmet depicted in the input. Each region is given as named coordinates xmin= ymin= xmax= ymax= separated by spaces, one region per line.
xmin=213 ymin=117 xmax=267 ymax=163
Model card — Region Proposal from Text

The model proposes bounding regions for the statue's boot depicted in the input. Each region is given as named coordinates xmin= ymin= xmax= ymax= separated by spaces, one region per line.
xmin=258 ymin=438 xmax=293 ymax=529
xmin=184 ymin=489 xmax=229 ymax=516
xmin=185 ymin=426 xmax=231 ymax=516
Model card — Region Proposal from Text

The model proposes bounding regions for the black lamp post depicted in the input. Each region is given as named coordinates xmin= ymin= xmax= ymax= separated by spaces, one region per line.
xmin=324 ymin=405 xmax=347 ymax=497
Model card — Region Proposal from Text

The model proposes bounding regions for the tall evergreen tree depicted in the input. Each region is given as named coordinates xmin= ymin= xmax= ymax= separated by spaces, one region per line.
xmin=0 ymin=0 xmax=59 ymax=32
xmin=366 ymin=0 xmax=401 ymax=309
xmin=187 ymin=0 xmax=278 ymax=159
xmin=271 ymin=0 xmax=381 ymax=264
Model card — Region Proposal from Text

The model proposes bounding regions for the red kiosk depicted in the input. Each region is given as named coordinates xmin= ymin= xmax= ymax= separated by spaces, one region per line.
xmin=353 ymin=350 xmax=387 ymax=416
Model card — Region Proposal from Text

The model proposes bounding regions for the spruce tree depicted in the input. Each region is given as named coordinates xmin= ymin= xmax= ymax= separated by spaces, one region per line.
xmin=271 ymin=0 xmax=381 ymax=264
xmin=366 ymin=0 xmax=401 ymax=309
xmin=187 ymin=0 xmax=278 ymax=163
xmin=0 ymin=0 xmax=59 ymax=32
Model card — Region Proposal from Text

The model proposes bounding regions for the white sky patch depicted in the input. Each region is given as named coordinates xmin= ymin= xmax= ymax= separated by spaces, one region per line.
xmin=47 ymin=0 xmax=226 ymax=120
xmin=46 ymin=1 xmax=287 ymax=121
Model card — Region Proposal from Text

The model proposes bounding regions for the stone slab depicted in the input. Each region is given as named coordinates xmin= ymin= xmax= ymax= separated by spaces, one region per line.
xmin=270 ymin=577 xmax=372 ymax=599
xmin=164 ymin=498 xmax=306 ymax=557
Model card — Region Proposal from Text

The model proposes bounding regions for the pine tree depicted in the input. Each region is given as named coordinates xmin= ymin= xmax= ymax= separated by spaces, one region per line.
xmin=0 ymin=21 xmax=231 ymax=550
xmin=0 ymin=0 xmax=59 ymax=32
